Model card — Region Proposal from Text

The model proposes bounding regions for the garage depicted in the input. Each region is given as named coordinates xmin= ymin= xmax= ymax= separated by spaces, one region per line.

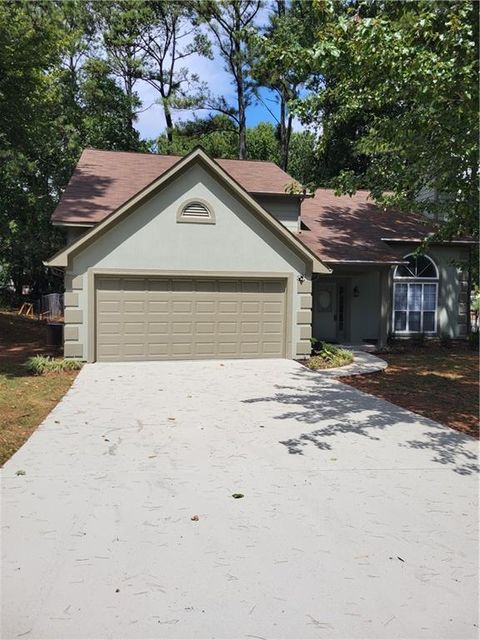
xmin=95 ymin=275 xmax=287 ymax=362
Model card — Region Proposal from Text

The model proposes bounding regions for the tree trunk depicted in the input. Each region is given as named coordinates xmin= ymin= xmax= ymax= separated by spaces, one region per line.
xmin=163 ymin=99 xmax=174 ymax=149
xmin=238 ymin=81 xmax=247 ymax=160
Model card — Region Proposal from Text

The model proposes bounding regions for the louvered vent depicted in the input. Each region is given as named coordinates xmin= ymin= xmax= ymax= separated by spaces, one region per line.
xmin=182 ymin=202 xmax=210 ymax=218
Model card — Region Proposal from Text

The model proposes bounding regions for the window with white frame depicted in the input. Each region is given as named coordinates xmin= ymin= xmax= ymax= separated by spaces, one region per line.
xmin=393 ymin=254 xmax=438 ymax=333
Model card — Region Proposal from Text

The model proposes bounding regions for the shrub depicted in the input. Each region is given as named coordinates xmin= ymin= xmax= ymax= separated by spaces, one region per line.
xmin=26 ymin=355 xmax=82 ymax=375
xmin=469 ymin=331 xmax=479 ymax=350
xmin=439 ymin=333 xmax=452 ymax=348
xmin=307 ymin=343 xmax=354 ymax=370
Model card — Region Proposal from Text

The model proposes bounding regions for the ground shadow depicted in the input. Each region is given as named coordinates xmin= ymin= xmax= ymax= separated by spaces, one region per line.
xmin=242 ymin=368 xmax=478 ymax=475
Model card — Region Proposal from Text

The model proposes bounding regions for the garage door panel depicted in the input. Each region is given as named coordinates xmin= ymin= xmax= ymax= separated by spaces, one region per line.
xmin=96 ymin=276 xmax=286 ymax=361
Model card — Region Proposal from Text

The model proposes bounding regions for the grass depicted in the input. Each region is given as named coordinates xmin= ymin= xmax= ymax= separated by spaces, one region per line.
xmin=0 ymin=311 xmax=79 ymax=465
xmin=26 ymin=355 xmax=82 ymax=374
xmin=307 ymin=342 xmax=354 ymax=370
xmin=342 ymin=344 xmax=479 ymax=438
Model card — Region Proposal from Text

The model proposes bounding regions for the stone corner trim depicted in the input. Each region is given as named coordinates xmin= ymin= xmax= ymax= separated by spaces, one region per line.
xmin=65 ymin=274 xmax=84 ymax=291
xmin=297 ymin=278 xmax=312 ymax=294
xmin=64 ymin=325 xmax=79 ymax=341
xmin=64 ymin=308 xmax=83 ymax=324
xmin=296 ymin=341 xmax=311 ymax=356
xmin=64 ymin=342 xmax=83 ymax=358
xmin=64 ymin=292 xmax=79 ymax=308
xmin=297 ymin=309 xmax=312 ymax=325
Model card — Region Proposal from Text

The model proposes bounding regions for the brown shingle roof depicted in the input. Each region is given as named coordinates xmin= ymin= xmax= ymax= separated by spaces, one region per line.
xmin=51 ymin=148 xmax=299 ymax=224
xmin=299 ymin=189 xmax=438 ymax=264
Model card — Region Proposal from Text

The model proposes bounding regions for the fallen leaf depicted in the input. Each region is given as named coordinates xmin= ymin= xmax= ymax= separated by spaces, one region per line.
xmin=232 ymin=493 xmax=244 ymax=499
xmin=191 ymin=515 xmax=199 ymax=521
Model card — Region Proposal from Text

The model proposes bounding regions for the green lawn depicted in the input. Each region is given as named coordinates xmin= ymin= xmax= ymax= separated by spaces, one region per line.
xmin=0 ymin=312 xmax=78 ymax=465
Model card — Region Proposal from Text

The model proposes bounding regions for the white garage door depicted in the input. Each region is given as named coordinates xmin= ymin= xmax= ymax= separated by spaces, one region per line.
xmin=95 ymin=276 xmax=287 ymax=361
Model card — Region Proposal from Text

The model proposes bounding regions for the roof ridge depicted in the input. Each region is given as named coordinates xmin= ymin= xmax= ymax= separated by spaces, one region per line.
xmin=83 ymin=147 xmax=283 ymax=168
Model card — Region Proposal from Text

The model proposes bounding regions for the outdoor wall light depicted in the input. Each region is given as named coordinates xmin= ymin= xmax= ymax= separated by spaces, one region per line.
xmin=298 ymin=274 xmax=305 ymax=284
xmin=353 ymin=285 xmax=360 ymax=297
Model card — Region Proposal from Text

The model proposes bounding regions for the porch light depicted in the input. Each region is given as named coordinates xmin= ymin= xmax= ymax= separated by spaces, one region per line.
xmin=298 ymin=274 xmax=305 ymax=284
xmin=353 ymin=285 xmax=360 ymax=297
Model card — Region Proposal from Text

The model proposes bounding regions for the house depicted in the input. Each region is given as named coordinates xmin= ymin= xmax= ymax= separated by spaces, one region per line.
xmin=46 ymin=147 xmax=473 ymax=362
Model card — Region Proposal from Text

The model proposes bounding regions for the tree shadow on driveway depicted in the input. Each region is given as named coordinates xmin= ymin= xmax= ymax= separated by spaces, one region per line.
xmin=242 ymin=368 xmax=479 ymax=476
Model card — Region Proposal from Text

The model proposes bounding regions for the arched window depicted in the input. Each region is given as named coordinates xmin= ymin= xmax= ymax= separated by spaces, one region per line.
xmin=393 ymin=254 xmax=438 ymax=334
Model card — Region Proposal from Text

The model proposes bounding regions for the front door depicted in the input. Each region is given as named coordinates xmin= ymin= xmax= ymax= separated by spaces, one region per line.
xmin=313 ymin=282 xmax=337 ymax=342
xmin=312 ymin=281 xmax=348 ymax=343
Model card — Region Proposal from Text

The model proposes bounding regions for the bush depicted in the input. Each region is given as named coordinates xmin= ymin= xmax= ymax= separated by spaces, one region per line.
xmin=26 ymin=355 xmax=82 ymax=375
xmin=307 ymin=343 xmax=354 ymax=370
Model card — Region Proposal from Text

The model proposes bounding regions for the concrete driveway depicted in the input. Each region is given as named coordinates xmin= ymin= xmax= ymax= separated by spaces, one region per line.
xmin=2 ymin=359 xmax=478 ymax=639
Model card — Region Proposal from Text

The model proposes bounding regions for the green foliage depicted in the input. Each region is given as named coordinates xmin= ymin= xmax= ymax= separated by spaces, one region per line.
xmin=307 ymin=343 xmax=354 ymax=369
xmin=0 ymin=1 xmax=145 ymax=296
xmin=294 ymin=0 xmax=479 ymax=241
xmin=26 ymin=355 xmax=83 ymax=375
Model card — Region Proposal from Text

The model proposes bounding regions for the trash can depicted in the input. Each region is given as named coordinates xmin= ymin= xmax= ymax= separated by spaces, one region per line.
xmin=46 ymin=322 xmax=63 ymax=348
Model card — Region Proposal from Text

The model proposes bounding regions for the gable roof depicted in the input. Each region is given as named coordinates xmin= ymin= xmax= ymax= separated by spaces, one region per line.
xmin=46 ymin=148 xmax=328 ymax=273
xmin=52 ymin=148 xmax=300 ymax=225
xmin=300 ymin=189 xmax=445 ymax=265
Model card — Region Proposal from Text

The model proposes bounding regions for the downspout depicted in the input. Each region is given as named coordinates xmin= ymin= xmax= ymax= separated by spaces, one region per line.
xmin=466 ymin=246 xmax=472 ymax=337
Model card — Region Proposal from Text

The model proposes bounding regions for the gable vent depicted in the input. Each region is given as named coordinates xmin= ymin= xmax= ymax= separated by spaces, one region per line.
xmin=182 ymin=202 xmax=210 ymax=218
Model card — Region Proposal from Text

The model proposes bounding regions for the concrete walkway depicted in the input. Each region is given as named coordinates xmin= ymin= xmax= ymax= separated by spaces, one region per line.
xmin=314 ymin=349 xmax=388 ymax=378
xmin=1 ymin=359 xmax=478 ymax=639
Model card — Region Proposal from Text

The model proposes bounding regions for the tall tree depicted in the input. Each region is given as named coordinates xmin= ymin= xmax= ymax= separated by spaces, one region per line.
xmin=194 ymin=0 xmax=262 ymax=160
xmin=106 ymin=0 xmax=211 ymax=148
xmin=0 ymin=1 xmax=145 ymax=296
xmin=294 ymin=0 xmax=479 ymax=240
xmin=95 ymin=0 xmax=146 ymax=137
xmin=251 ymin=0 xmax=305 ymax=170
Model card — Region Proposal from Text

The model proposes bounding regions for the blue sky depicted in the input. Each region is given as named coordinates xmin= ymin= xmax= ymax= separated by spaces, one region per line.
xmin=134 ymin=73 xmax=291 ymax=141
xmin=134 ymin=10 xmax=304 ymax=141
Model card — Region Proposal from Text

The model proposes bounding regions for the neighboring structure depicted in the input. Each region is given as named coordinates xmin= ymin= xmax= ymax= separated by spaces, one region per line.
xmin=46 ymin=148 xmax=474 ymax=362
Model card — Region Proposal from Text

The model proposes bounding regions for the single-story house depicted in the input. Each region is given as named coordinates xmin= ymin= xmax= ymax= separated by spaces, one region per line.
xmin=46 ymin=147 xmax=474 ymax=362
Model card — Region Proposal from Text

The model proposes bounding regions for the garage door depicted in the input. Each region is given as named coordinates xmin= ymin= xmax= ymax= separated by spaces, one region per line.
xmin=95 ymin=276 xmax=287 ymax=361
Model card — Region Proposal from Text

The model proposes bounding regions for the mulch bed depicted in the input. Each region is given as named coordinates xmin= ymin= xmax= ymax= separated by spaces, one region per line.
xmin=342 ymin=346 xmax=479 ymax=439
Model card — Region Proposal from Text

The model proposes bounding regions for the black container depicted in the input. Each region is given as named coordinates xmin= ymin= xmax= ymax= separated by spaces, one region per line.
xmin=46 ymin=322 xmax=63 ymax=347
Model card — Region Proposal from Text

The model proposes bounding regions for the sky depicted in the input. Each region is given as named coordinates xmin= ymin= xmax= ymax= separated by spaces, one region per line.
xmin=133 ymin=10 xmax=304 ymax=141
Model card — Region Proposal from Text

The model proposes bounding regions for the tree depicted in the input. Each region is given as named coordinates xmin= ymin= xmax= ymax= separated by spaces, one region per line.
xmin=194 ymin=0 xmax=262 ymax=159
xmin=95 ymin=0 xmax=146 ymax=136
xmin=106 ymin=0 xmax=211 ymax=148
xmin=0 ymin=1 xmax=146 ymax=296
xmin=251 ymin=0 xmax=306 ymax=170
xmin=155 ymin=114 xmax=238 ymax=157
xmin=0 ymin=1 xmax=66 ymax=295
xmin=294 ymin=0 xmax=479 ymax=240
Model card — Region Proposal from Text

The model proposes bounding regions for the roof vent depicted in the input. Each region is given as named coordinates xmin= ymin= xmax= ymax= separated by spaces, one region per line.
xmin=177 ymin=200 xmax=215 ymax=224
xmin=182 ymin=202 xmax=210 ymax=218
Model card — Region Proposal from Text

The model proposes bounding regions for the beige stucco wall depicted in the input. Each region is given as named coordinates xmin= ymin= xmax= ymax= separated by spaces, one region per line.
xmin=255 ymin=195 xmax=300 ymax=232
xmin=311 ymin=243 xmax=469 ymax=344
xmin=349 ymin=270 xmax=381 ymax=343
xmin=63 ymin=163 xmax=312 ymax=361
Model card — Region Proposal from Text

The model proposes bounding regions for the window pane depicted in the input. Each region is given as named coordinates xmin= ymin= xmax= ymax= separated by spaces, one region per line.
xmin=394 ymin=284 xmax=408 ymax=310
xmin=408 ymin=284 xmax=422 ymax=311
xmin=423 ymin=311 xmax=435 ymax=332
xmin=395 ymin=311 xmax=407 ymax=331
xmin=416 ymin=256 xmax=436 ymax=278
xmin=408 ymin=311 xmax=421 ymax=332
xmin=423 ymin=284 xmax=437 ymax=311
